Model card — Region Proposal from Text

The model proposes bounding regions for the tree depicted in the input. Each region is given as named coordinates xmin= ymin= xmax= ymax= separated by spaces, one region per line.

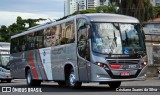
xmin=75 ymin=5 xmax=117 ymax=14
xmin=153 ymin=7 xmax=160 ymax=18
xmin=0 ymin=25 xmax=9 ymax=42
xmin=0 ymin=16 xmax=47 ymax=42
xmin=73 ymin=9 xmax=96 ymax=15
xmin=58 ymin=4 xmax=117 ymax=21
xmin=119 ymin=0 xmax=154 ymax=22
xmin=24 ymin=18 xmax=46 ymax=28
xmin=96 ymin=5 xmax=117 ymax=13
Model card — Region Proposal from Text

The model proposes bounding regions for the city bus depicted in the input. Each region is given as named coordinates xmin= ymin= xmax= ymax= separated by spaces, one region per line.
xmin=10 ymin=13 xmax=147 ymax=88
xmin=0 ymin=42 xmax=12 ymax=83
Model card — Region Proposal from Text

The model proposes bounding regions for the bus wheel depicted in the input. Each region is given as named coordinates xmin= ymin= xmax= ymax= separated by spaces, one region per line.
xmin=67 ymin=69 xmax=82 ymax=88
xmin=34 ymin=80 xmax=41 ymax=86
xmin=108 ymin=81 xmax=121 ymax=89
xmin=26 ymin=69 xmax=41 ymax=86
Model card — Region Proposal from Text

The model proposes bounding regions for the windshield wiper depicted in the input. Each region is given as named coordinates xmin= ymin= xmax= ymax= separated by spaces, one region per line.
xmin=113 ymin=31 xmax=117 ymax=47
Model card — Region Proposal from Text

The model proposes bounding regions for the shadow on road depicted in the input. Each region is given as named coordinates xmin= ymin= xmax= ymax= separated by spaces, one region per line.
xmin=0 ymin=83 xmax=115 ymax=92
xmin=39 ymin=84 xmax=115 ymax=92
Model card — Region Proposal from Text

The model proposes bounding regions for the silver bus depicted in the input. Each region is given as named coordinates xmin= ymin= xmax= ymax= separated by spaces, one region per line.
xmin=10 ymin=13 xmax=147 ymax=88
xmin=0 ymin=42 xmax=12 ymax=83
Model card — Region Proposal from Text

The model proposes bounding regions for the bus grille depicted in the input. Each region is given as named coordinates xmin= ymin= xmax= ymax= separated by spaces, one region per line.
xmin=107 ymin=59 xmax=140 ymax=64
xmin=106 ymin=69 xmax=141 ymax=79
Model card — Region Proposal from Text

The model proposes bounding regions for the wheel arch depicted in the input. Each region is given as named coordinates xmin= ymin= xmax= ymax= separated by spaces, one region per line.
xmin=64 ymin=64 xmax=73 ymax=80
xmin=25 ymin=66 xmax=31 ymax=78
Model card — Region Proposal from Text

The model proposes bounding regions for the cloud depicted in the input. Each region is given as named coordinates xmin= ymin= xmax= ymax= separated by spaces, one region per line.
xmin=0 ymin=0 xmax=65 ymax=26
xmin=0 ymin=0 xmax=64 ymax=13
xmin=0 ymin=11 xmax=63 ymax=26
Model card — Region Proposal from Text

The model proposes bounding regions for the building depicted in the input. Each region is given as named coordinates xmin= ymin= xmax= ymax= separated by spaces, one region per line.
xmin=78 ymin=0 xmax=87 ymax=10
xmin=150 ymin=0 xmax=160 ymax=7
xmin=64 ymin=0 xmax=109 ymax=16
xmin=64 ymin=0 xmax=77 ymax=16
xmin=64 ymin=0 xmax=70 ymax=16
xmin=144 ymin=18 xmax=160 ymax=66
xmin=98 ymin=0 xmax=109 ymax=6
xmin=143 ymin=18 xmax=160 ymax=77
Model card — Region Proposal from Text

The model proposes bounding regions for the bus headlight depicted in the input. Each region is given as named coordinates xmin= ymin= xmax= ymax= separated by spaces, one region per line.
xmin=95 ymin=62 xmax=109 ymax=70
xmin=144 ymin=61 xmax=147 ymax=65
xmin=95 ymin=62 xmax=106 ymax=68
xmin=140 ymin=61 xmax=147 ymax=69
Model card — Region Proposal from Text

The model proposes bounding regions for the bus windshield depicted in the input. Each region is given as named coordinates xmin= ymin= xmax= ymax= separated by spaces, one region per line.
xmin=0 ymin=55 xmax=10 ymax=67
xmin=92 ymin=22 xmax=145 ymax=55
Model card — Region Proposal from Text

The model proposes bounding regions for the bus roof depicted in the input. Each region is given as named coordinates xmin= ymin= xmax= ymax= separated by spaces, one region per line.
xmin=11 ymin=13 xmax=139 ymax=39
xmin=79 ymin=13 xmax=139 ymax=23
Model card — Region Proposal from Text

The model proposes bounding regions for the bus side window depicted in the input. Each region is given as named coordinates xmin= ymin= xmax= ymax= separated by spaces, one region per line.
xmin=44 ymin=25 xmax=61 ymax=47
xmin=27 ymin=32 xmax=35 ymax=50
xmin=11 ymin=38 xmax=17 ymax=53
xmin=77 ymin=19 xmax=90 ymax=60
xmin=61 ymin=20 xmax=75 ymax=45
xmin=35 ymin=30 xmax=44 ymax=49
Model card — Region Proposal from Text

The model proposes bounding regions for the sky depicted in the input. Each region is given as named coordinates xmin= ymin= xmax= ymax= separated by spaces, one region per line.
xmin=0 ymin=0 xmax=64 ymax=26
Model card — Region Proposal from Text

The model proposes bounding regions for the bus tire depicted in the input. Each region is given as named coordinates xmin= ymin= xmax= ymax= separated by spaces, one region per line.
xmin=26 ymin=69 xmax=41 ymax=86
xmin=34 ymin=80 xmax=41 ymax=86
xmin=108 ymin=81 xmax=121 ymax=89
xmin=57 ymin=81 xmax=66 ymax=86
xmin=67 ymin=69 xmax=82 ymax=88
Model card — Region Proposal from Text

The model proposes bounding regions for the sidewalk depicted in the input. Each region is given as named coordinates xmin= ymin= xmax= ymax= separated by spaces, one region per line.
xmin=147 ymin=77 xmax=160 ymax=80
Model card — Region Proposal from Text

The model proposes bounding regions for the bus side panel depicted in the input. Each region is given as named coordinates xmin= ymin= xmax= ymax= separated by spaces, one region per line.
xmin=38 ymin=47 xmax=53 ymax=80
xmin=36 ymin=49 xmax=48 ymax=80
xmin=51 ymin=43 xmax=78 ymax=81
xmin=10 ymin=50 xmax=43 ymax=80
xmin=77 ymin=57 xmax=91 ymax=81
xmin=10 ymin=52 xmax=26 ymax=78
xmin=90 ymin=63 xmax=111 ymax=82
xmin=26 ymin=50 xmax=43 ymax=80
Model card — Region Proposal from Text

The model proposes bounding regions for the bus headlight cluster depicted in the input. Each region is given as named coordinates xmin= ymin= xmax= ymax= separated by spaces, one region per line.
xmin=95 ymin=62 xmax=109 ymax=70
xmin=95 ymin=62 xmax=106 ymax=68
xmin=143 ymin=61 xmax=147 ymax=65
xmin=140 ymin=61 xmax=147 ymax=69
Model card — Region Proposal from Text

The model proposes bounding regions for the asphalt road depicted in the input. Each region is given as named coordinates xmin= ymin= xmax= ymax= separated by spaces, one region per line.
xmin=0 ymin=78 xmax=160 ymax=95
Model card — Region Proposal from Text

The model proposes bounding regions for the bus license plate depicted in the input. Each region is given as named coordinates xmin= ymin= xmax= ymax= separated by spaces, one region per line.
xmin=120 ymin=72 xmax=130 ymax=76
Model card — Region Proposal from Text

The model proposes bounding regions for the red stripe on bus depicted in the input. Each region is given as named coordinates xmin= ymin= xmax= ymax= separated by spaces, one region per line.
xmin=29 ymin=52 xmax=38 ymax=79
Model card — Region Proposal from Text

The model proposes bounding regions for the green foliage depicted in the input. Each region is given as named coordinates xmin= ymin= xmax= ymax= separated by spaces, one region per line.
xmin=24 ymin=18 xmax=46 ymax=28
xmin=78 ymin=9 xmax=96 ymax=14
xmin=58 ymin=5 xmax=117 ymax=21
xmin=153 ymin=7 xmax=160 ymax=18
xmin=57 ymin=15 xmax=72 ymax=21
xmin=119 ymin=0 xmax=154 ymax=22
xmin=0 ymin=17 xmax=46 ymax=42
xmin=0 ymin=25 xmax=8 ymax=42
xmin=96 ymin=5 xmax=117 ymax=13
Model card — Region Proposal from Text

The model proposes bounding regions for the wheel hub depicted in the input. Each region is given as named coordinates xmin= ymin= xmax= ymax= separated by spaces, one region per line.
xmin=27 ymin=73 xmax=31 ymax=84
xmin=69 ymin=73 xmax=76 ymax=86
